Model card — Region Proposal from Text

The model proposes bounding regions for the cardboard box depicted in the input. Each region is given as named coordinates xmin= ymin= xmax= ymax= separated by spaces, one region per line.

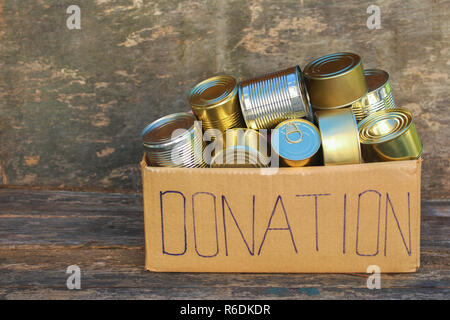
xmin=141 ymin=158 xmax=421 ymax=273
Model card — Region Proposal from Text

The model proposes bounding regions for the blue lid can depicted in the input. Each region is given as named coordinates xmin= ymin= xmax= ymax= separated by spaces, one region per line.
xmin=271 ymin=119 xmax=321 ymax=167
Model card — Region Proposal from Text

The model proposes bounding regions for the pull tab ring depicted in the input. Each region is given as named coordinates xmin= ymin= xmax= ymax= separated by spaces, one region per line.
xmin=285 ymin=122 xmax=303 ymax=144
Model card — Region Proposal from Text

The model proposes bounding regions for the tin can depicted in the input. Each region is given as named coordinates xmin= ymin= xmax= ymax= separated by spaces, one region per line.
xmin=315 ymin=108 xmax=362 ymax=165
xmin=142 ymin=112 xmax=207 ymax=168
xmin=189 ymin=75 xmax=244 ymax=132
xmin=210 ymin=128 xmax=269 ymax=168
xmin=351 ymin=69 xmax=396 ymax=122
xmin=303 ymin=52 xmax=368 ymax=109
xmin=271 ymin=119 xmax=321 ymax=167
xmin=358 ymin=108 xmax=423 ymax=162
xmin=238 ymin=66 xmax=312 ymax=129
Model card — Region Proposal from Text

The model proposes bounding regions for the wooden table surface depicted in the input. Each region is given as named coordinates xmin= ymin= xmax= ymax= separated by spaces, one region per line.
xmin=0 ymin=188 xmax=448 ymax=300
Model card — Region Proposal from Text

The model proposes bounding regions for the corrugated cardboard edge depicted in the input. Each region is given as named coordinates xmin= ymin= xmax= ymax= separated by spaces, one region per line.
xmin=141 ymin=157 xmax=152 ymax=271
xmin=141 ymin=157 xmax=422 ymax=273
xmin=414 ymin=158 xmax=422 ymax=272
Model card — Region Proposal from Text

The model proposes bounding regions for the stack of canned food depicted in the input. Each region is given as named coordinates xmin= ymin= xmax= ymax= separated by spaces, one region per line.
xmin=142 ymin=52 xmax=423 ymax=168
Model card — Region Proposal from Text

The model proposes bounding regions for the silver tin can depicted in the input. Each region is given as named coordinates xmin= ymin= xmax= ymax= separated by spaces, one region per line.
xmin=351 ymin=69 xmax=396 ymax=122
xmin=142 ymin=112 xmax=207 ymax=168
xmin=238 ymin=66 xmax=312 ymax=129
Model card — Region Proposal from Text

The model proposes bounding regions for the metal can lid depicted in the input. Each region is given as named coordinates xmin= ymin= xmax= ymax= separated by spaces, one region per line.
xmin=304 ymin=52 xmax=362 ymax=79
xmin=141 ymin=112 xmax=196 ymax=149
xmin=211 ymin=146 xmax=269 ymax=168
xmin=365 ymin=69 xmax=390 ymax=92
xmin=271 ymin=119 xmax=321 ymax=161
xmin=189 ymin=75 xmax=237 ymax=109
xmin=358 ymin=108 xmax=413 ymax=144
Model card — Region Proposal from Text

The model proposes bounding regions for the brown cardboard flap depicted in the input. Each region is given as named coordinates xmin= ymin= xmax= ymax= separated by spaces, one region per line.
xmin=141 ymin=159 xmax=421 ymax=273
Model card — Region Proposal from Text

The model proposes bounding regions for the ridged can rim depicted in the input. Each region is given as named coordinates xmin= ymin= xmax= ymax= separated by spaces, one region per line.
xmin=141 ymin=112 xmax=197 ymax=150
xmin=358 ymin=108 xmax=413 ymax=145
xmin=364 ymin=69 xmax=390 ymax=93
xmin=189 ymin=75 xmax=238 ymax=109
xmin=304 ymin=52 xmax=362 ymax=80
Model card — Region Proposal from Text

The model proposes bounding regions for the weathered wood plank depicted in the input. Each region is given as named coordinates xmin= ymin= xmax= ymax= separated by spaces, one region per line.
xmin=1 ymin=287 xmax=448 ymax=300
xmin=0 ymin=188 xmax=144 ymax=246
xmin=0 ymin=248 xmax=448 ymax=288
xmin=0 ymin=188 xmax=142 ymax=215
xmin=0 ymin=189 xmax=448 ymax=299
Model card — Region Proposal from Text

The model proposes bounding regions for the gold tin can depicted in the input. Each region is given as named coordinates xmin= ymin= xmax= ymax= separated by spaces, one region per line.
xmin=351 ymin=69 xmax=396 ymax=122
xmin=142 ymin=112 xmax=207 ymax=168
xmin=358 ymin=108 xmax=423 ymax=162
xmin=210 ymin=128 xmax=269 ymax=168
xmin=189 ymin=75 xmax=244 ymax=132
xmin=303 ymin=52 xmax=368 ymax=109
xmin=238 ymin=66 xmax=313 ymax=129
xmin=316 ymin=108 xmax=362 ymax=165
xmin=271 ymin=119 xmax=321 ymax=167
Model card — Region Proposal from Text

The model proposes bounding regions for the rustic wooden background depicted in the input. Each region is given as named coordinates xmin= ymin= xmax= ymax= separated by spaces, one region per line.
xmin=0 ymin=0 xmax=448 ymax=199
